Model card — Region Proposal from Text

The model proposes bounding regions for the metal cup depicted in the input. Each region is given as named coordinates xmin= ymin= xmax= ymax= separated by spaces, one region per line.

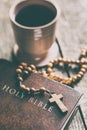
xmin=9 ymin=0 xmax=60 ymax=66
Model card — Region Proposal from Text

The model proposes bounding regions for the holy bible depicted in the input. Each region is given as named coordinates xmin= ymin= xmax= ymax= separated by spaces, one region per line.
xmin=0 ymin=59 xmax=82 ymax=130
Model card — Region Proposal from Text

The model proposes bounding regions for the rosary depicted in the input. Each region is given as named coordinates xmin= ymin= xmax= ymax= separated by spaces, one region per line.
xmin=16 ymin=49 xmax=87 ymax=113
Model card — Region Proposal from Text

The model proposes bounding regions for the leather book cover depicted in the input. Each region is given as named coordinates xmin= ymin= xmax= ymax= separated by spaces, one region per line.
xmin=0 ymin=59 xmax=82 ymax=130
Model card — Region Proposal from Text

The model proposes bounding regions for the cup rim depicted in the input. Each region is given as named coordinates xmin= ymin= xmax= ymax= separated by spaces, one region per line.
xmin=9 ymin=0 xmax=60 ymax=30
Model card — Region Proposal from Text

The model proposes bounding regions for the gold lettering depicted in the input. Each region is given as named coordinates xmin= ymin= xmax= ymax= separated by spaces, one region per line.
xmin=48 ymin=106 xmax=53 ymax=112
xmin=37 ymin=101 xmax=43 ymax=107
xmin=2 ymin=85 xmax=10 ymax=92
xmin=15 ymin=91 xmax=20 ymax=98
xmin=20 ymin=92 xmax=25 ymax=99
xmin=9 ymin=88 xmax=16 ymax=95
xmin=28 ymin=97 xmax=34 ymax=103
xmin=34 ymin=99 xmax=38 ymax=105
xmin=1 ymin=85 xmax=54 ymax=113
xmin=42 ymin=104 xmax=47 ymax=110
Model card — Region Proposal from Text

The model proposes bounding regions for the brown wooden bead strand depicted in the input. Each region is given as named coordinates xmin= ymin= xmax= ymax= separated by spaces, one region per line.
xmin=42 ymin=49 xmax=87 ymax=85
xmin=45 ymin=60 xmax=87 ymax=85
xmin=16 ymin=49 xmax=87 ymax=88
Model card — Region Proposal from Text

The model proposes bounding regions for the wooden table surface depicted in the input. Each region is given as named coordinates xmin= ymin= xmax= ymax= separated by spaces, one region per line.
xmin=0 ymin=0 xmax=87 ymax=130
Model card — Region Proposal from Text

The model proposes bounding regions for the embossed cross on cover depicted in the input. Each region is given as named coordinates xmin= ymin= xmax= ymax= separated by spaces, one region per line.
xmin=0 ymin=60 xmax=82 ymax=130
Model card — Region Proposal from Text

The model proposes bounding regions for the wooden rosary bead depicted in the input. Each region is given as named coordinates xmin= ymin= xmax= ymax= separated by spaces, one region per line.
xmin=76 ymin=60 xmax=80 ymax=64
xmin=78 ymin=71 xmax=84 ymax=76
xmin=20 ymin=84 xmax=26 ymax=89
xmin=16 ymin=68 xmax=22 ymax=74
xmin=18 ymin=76 xmax=23 ymax=82
xmin=25 ymin=87 xmax=30 ymax=91
xmin=58 ymin=58 xmax=63 ymax=62
xmin=62 ymin=79 xmax=72 ymax=84
xmin=47 ymin=67 xmax=52 ymax=74
xmin=41 ymin=69 xmax=46 ymax=74
xmin=47 ymin=63 xmax=53 ymax=68
xmin=30 ymin=64 xmax=36 ymax=70
xmin=41 ymin=69 xmax=48 ymax=77
xmin=54 ymin=58 xmax=58 ymax=63
xmin=43 ymin=73 xmax=48 ymax=78
xmin=31 ymin=87 xmax=36 ymax=91
xmin=82 ymin=64 xmax=87 ymax=69
xmin=72 ymin=76 xmax=78 ymax=82
xmin=77 ymin=74 xmax=82 ymax=78
xmin=32 ymin=70 xmax=37 ymax=73
xmin=48 ymin=73 xmax=55 ymax=79
xmin=80 ymin=60 xmax=84 ymax=64
xmin=50 ymin=60 xmax=55 ymax=64
xmin=53 ymin=76 xmax=62 ymax=82
xmin=66 ymin=59 xmax=72 ymax=64
xmin=80 ymin=68 xmax=86 ymax=73
xmin=21 ymin=62 xmax=27 ymax=67
xmin=27 ymin=67 xmax=32 ymax=72
xmin=40 ymin=87 xmax=46 ymax=94
xmin=18 ymin=65 xmax=23 ymax=70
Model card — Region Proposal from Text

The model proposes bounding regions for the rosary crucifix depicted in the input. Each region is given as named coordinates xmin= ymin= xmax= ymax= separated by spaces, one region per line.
xmin=49 ymin=93 xmax=68 ymax=113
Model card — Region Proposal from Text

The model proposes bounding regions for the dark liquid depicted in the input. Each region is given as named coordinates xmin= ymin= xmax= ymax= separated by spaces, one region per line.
xmin=15 ymin=5 xmax=56 ymax=27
